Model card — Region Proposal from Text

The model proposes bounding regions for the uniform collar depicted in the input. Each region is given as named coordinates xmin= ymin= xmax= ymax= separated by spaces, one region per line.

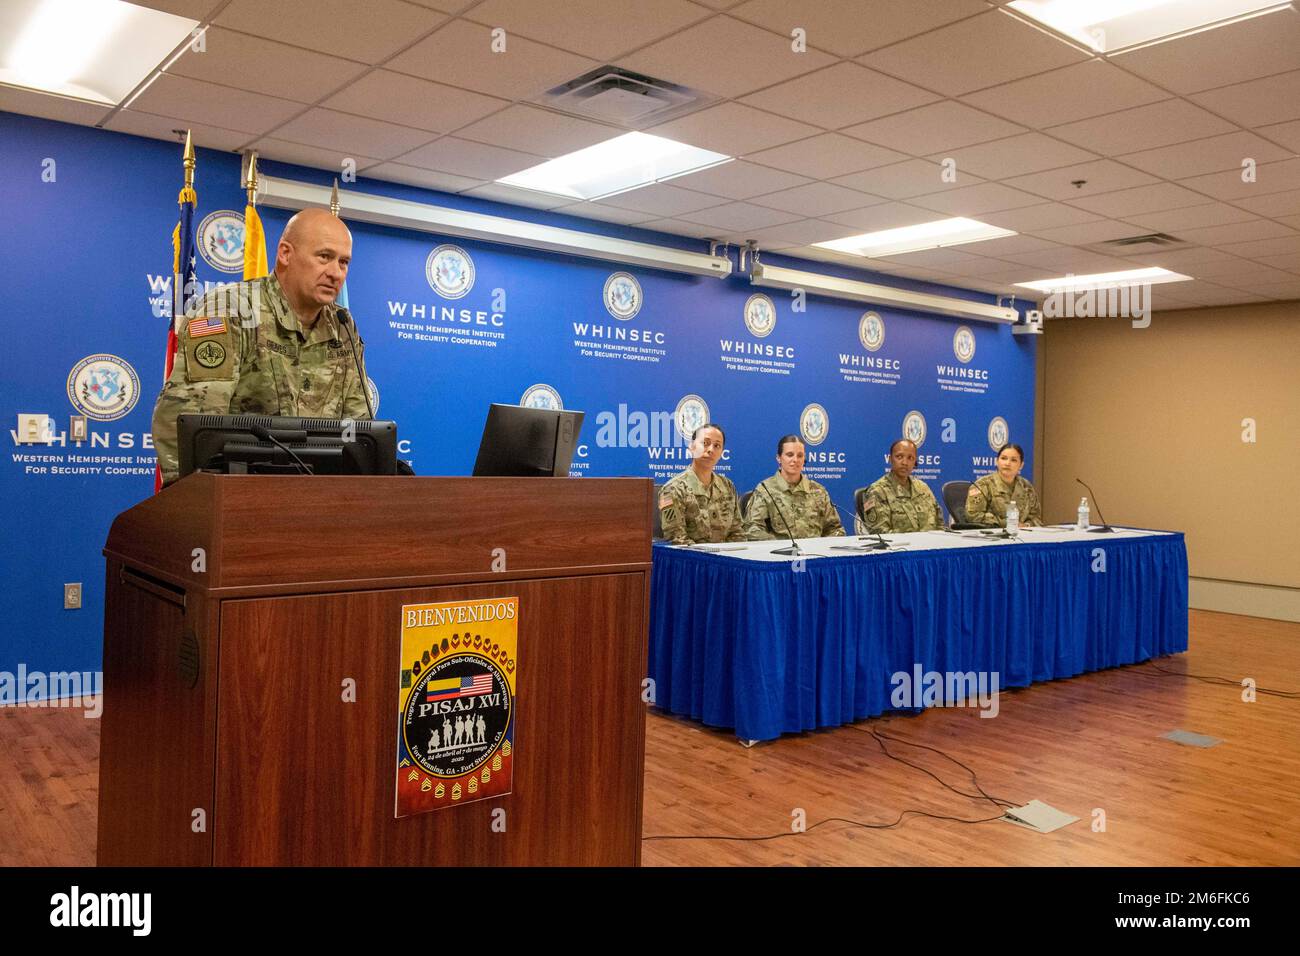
xmin=264 ymin=273 xmax=342 ymax=344
xmin=770 ymin=471 xmax=809 ymax=494
xmin=680 ymin=467 xmax=717 ymax=496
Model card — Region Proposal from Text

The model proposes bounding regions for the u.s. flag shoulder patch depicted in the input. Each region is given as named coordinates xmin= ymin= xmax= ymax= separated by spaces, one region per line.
xmin=187 ymin=316 xmax=227 ymax=338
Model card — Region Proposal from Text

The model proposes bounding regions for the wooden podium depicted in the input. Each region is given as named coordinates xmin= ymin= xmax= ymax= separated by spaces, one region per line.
xmin=98 ymin=474 xmax=653 ymax=866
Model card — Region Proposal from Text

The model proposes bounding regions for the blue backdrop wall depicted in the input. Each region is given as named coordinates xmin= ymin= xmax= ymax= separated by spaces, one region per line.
xmin=1 ymin=111 xmax=1038 ymax=682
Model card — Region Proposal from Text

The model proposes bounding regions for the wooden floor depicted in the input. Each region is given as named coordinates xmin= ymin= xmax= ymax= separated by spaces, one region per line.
xmin=2 ymin=609 xmax=1297 ymax=866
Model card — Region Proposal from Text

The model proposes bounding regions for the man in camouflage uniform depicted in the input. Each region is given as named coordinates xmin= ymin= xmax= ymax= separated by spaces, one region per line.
xmin=860 ymin=438 xmax=944 ymax=534
xmin=746 ymin=434 xmax=844 ymax=540
xmin=659 ymin=423 xmax=746 ymax=545
xmin=965 ymin=443 xmax=1043 ymax=527
xmin=152 ymin=207 xmax=372 ymax=485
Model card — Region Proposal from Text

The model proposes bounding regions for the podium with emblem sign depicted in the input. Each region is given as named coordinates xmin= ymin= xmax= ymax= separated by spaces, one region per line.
xmin=97 ymin=473 xmax=652 ymax=866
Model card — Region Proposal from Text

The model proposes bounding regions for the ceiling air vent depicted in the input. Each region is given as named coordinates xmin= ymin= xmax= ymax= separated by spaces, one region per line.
xmin=541 ymin=67 xmax=713 ymax=127
xmin=1100 ymin=232 xmax=1185 ymax=251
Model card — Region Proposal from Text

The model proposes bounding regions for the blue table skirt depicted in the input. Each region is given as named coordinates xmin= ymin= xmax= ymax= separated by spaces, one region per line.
xmin=648 ymin=534 xmax=1189 ymax=741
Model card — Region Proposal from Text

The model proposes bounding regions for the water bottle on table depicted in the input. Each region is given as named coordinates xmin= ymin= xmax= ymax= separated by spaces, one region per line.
xmin=1006 ymin=498 xmax=1019 ymax=535
xmin=1077 ymin=497 xmax=1090 ymax=531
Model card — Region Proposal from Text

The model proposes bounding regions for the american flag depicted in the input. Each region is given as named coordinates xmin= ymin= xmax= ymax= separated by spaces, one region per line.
xmin=426 ymin=674 xmax=494 ymax=702
xmin=187 ymin=316 xmax=226 ymax=337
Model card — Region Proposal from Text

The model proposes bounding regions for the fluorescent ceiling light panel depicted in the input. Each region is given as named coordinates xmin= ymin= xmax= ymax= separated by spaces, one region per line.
xmin=0 ymin=0 xmax=198 ymax=104
xmin=497 ymin=131 xmax=731 ymax=201
xmin=1015 ymin=267 xmax=1192 ymax=292
xmin=1007 ymin=0 xmax=1289 ymax=53
xmin=813 ymin=218 xmax=1017 ymax=257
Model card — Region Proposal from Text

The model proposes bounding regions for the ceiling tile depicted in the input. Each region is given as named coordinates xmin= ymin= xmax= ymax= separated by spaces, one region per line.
xmin=963 ymin=234 xmax=1061 ymax=257
xmin=744 ymin=133 xmax=908 ymax=179
xmin=858 ymin=10 xmax=1089 ymax=97
xmin=397 ymin=136 xmax=545 ymax=178
xmin=1067 ymin=182 xmax=1209 ymax=218
xmin=455 ymin=104 xmax=620 ymax=157
xmin=1046 ymin=99 xmax=1234 ymax=156
xmin=677 ymin=201 xmax=804 ymax=231
xmin=1254 ymin=253 xmax=1300 ymax=272
xmin=269 ymin=108 xmax=436 ymax=160
xmin=1002 ymin=247 xmax=1141 ymax=273
xmin=596 ymin=182 xmax=730 ymax=216
xmin=361 ymin=163 xmax=485 ymax=193
xmin=1239 ymin=280 xmax=1300 ymax=298
xmin=249 ymin=137 xmax=384 ymax=174
xmin=963 ymin=60 xmax=1168 ymax=128
xmin=636 ymin=217 xmax=730 ymax=239
xmin=1122 ymin=203 xmax=1259 ymax=232
xmin=215 ymin=0 xmax=446 ymax=64
xmin=103 ymin=109 xmax=249 ymax=151
xmin=877 ymin=247 xmax=991 ymax=270
xmin=131 ymin=1 xmax=224 ymax=16
xmin=400 ymin=0 xmax=479 ymax=11
xmin=1188 ymin=70 xmax=1300 ymax=128
xmin=748 ymin=181 xmax=882 ymax=217
xmin=1216 ymin=235 xmax=1300 ymax=258
xmin=388 ymin=20 xmax=598 ymax=99
xmin=617 ymin=15 xmax=836 ymax=98
xmin=666 ymin=160 xmax=812 ymax=200
xmin=1111 ymin=7 xmax=1300 ymax=95
xmin=1147 ymin=219 xmax=1294 ymax=247
xmin=649 ymin=102 xmax=820 ymax=156
xmin=1277 ymin=214 xmax=1300 ymax=232
xmin=907 ymin=181 xmax=1045 ymax=216
xmin=1259 ymin=119 xmax=1300 ymax=153
xmin=1031 ymin=219 xmax=1144 ymax=245
xmin=740 ymin=62 xmax=940 ymax=129
xmin=1176 ymin=157 xmax=1300 ymax=201
xmin=934 ymin=133 xmax=1098 ymax=180
xmin=819 ymin=202 xmax=946 ymax=231
xmin=322 ymin=71 xmax=508 ymax=134
xmin=927 ymin=255 xmax=1035 ymax=277
xmin=1137 ymin=247 xmax=1246 ymax=271
xmin=1231 ymin=188 xmax=1300 ymax=218
xmin=979 ymin=203 xmax=1103 ymax=233
xmin=841 ymin=101 xmax=1026 ymax=155
xmin=831 ymin=159 xmax=983 ymax=200
xmin=0 ymin=87 xmax=109 ymax=127
xmin=459 ymin=183 xmax=573 ymax=209
xmin=464 ymin=0 xmax=712 ymax=61
xmin=1001 ymin=159 xmax=1158 ymax=201
xmin=729 ymin=0 xmax=989 ymax=57
xmin=130 ymin=74 xmax=306 ymax=135
xmin=738 ymin=219 xmax=862 ymax=248
xmin=167 ymin=27 xmax=367 ymax=102
xmin=1116 ymin=131 xmax=1291 ymax=181
xmin=557 ymin=204 xmax=660 ymax=225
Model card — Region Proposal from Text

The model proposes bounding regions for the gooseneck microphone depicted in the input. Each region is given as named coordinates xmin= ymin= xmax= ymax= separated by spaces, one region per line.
xmin=1075 ymin=477 xmax=1115 ymax=533
xmin=757 ymin=482 xmax=803 ymax=556
xmin=830 ymin=501 xmax=890 ymax=551
xmin=337 ymin=307 xmax=375 ymax=420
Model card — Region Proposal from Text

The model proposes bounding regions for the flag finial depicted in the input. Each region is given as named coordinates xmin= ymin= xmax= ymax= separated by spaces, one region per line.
xmin=182 ymin=130 xmax=195 ymax=190
xmin=244 ymin=150 xmax=259 ymax=206
xmin=330 ymin=178 xmax=340 ymax=217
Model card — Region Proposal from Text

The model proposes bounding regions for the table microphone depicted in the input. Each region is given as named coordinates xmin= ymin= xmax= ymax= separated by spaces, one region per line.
xmin=829 ymin=501 xmax=890 ymax=551
xmin=756 ymin=483 xmax=803 ymax=556
xmin=337 ymin=307 xmax=375 ymax=420
xmin=1075 ymin=477 xmax=1115 ymax=533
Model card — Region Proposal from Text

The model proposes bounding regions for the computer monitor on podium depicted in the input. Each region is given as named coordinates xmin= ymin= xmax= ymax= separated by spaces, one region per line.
xmin=472 ymin=403 xmax=584 ymax=478
xmin=177 ymin=414 xmax=399 ymax=478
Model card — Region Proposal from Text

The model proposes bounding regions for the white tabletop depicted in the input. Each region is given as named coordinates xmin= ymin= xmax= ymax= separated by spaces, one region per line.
xmin=667 ymin=525 xmax=1176 ymax=563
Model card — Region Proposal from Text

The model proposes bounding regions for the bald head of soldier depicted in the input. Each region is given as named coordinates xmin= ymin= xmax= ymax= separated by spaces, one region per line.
xmin=274 ymin=207 xmax=352 ymax=326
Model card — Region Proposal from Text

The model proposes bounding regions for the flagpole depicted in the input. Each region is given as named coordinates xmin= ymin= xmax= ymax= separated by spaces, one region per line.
xmin=330 ymin=178 xmax=340 ymax=217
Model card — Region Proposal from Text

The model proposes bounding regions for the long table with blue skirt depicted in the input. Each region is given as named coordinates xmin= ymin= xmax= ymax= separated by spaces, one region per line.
xmin=648 ymin=526 xmax=1188 ymax=742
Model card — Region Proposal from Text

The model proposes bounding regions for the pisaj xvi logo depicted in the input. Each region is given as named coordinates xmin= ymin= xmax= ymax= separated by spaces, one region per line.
xmin=859 ymin=310 xmax=885 ymax=351
xmin=902 ymin=409 xmax=927 ymax=447
xmin=67 ymin=354 xmax=140 ymax=422
xmin=520 ymin=384 xmax=563 ymax=410
xmin=604 ymin=272 xmax=642 ymax=320
xmin=800 ymin=403 xmax=829 ymax=446
xmin=744 ymin=293 xmax=776 ymax=338
xmin=197 ymin=209 xmax=245 ymax=274
xmin=988 ymin=416 xmax=1009 ymax=452
xmin=404 ymin=650 xmax=512 ymax=780
xmin=426 ymin=244 xmax=475 ymax=299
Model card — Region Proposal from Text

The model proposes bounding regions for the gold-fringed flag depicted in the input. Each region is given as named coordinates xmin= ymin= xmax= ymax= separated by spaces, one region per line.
xmin=243 ymin=151 xmax=268 ymax=280
xmin=155 ymin=131 xmax=198 ymax=494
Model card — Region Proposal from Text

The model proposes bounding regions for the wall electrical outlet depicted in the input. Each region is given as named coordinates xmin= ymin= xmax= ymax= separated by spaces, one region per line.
xmin=64 ymin=583 xmax=82 ymax=609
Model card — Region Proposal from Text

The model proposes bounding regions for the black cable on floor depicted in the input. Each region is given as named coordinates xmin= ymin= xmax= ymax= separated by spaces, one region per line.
xmin=1137 ymin=660 xmax=1300 ymax=699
